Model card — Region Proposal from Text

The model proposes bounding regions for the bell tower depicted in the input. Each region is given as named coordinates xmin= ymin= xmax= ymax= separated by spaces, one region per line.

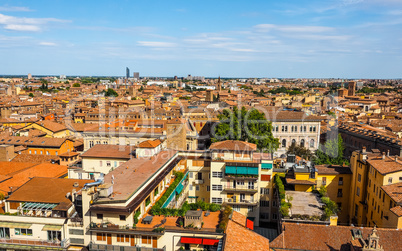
xmin=363 ymin=226 xmax=384 ymax=251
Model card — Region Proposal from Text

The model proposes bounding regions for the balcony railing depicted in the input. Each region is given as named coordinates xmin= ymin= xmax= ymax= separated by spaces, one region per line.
xmin=0 ymin=238 xmax=69 ymax=250
xmin=87 ymin=223 xmax=164 ymax=235
xmin=89 ymin=242 xmax=165 ymax=251
xmin=223 ymin=198 xmax=258 ymax=206
xmin=223 ymin=185 xmax=257 ymax=193
xmin=224 ymin=174 xmax=258 ymax=181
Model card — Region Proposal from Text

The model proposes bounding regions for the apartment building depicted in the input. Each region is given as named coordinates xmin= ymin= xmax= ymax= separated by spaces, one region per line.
xmin=185 ymin=140 xmax=274 ymax=226
xmin=349 ymin=147 xmax=402 ymax=228
xmin=0 ymin=178 xmax=88 ymax=250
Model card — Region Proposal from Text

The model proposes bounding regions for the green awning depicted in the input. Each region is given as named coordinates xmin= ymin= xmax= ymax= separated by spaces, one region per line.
xmin=247 ymin=167 xmax=259 ymax=175
xmin=261 ymin=163 xmax=273 ymax=169
xmin=42 ymin=224 xmax=62 ymax=231
xmin=0 ymin=222 xmax=32 ymax=228
xmin=237 ymin=166 xmax=248 ymax=175
xmin=176 ymin=183 xmax=184 ymax=195
xmin=225 ymin=166 xmax=237 ymax=174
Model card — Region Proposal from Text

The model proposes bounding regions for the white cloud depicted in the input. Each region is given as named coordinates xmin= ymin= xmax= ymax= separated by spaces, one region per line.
xmin=0 ymin=6 xmax=32 ymax=12
xmin=39 ymin=41 xmax=57 ymax=46
xmin=137 ymin=41 xmax=176 ymax=48
xmin=0 ymin=13 xmax=69 ymax=32
xmin=4 ymin=24 xmax=40 ymax=31
xmin=254 ymin=24 xmax=334 ymax=33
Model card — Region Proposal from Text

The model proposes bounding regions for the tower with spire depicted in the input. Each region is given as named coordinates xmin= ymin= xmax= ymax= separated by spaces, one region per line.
xmin=217 ymin=76 xmax=222 ymax=92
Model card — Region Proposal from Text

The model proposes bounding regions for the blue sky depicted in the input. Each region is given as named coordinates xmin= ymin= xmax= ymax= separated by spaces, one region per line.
xmin=0 ymin=0 xmax=402 ymax=78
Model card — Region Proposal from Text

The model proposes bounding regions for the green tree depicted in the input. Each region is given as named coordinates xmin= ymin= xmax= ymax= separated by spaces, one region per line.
xmin=314 ymin=134 xmax=349 ymax=165
xmin=104 ymin=88 xmax=118 ymax=97
xmin=28 ymin=93 xmax=34 ymax=98
xmin=73 ymin=83 xmax=81 ymax=87
xmin=286 ymin=142 xmax=314 ymax=160
xmin=212 ymin=106 xmax=279 ymax=153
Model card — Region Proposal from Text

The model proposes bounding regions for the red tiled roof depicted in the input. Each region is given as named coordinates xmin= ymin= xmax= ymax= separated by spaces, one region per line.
xmin=224 ymin=211 xmax=269 ymax=251
xmin=209 ymin=140 xmax=257 ymax=151
xmin=81 ymin=144 xmax=134 ymax=159
xmin=138 ymin=139 xmax=161 ymax=148
xmin=270 ymin=222 xmax=402 ymax=251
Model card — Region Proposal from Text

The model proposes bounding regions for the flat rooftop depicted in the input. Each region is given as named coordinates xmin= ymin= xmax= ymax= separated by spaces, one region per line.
xmin=286 ymin=191 xmax=323 ymax=217
xmin=97 ymin=150 xmax=177 ymax=202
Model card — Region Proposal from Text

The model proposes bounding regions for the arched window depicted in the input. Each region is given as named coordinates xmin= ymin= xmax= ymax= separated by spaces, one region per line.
xmin=282 ymin=139 xmax=287 ymax=148
xmin=300 ymin=139 xmax=305 ymax=147
xmin=310 ymin=139 xmax=315 ymax=148
xmin=292 ymin=139 xmax=296 ymax=145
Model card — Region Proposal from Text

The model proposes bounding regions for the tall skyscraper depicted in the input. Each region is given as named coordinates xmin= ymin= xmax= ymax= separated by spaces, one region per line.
xmin=126 ymin=67 xmax=130 ymax=79
xmin=133 ymin=72 xmax=139 ymax=79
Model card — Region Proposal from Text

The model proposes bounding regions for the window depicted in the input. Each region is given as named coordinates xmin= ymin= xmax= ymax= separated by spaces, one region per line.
xmin=282 ymin=139 xmax=286 ymax=148
xmin=40 ymin=151 xmax=43 ymax=155
xmin=47 ymin=231 xmax=61 ymax=242
xmin=310 ymin=126 xmax=313 ymax=132
xmin=285 ymin=126 xmax=288 ymax=132
xmin=34 ymin=150 xmax=37 ymax=154
xmin=338 ymin=189 xmax=343 ymax=197
xmin=189 ymin=185 xmax=193 ymax=191
xmin=388 ymin=177 xmax=393 ymax=184
xmin=189 ymin=172 xmax=193 ymax=179
xmin=196 ymin=185 xmax=200 ymax=191
xmin=281 ymin=126 xmax=285 ymax=132
xmin=29 ymin=150 xmax=31 ymax=154
xmin=97 ymin=233 xmax=106 ymax=241
xmin=260 ymin=213 xmax=270 ymax=220
xmin=322 ymin=177 xmax=327 ymax=185
xmin=212 ymin=185 xmax=223 ymax=191
xmin=237 ymin=181 xmax=244 ymax=186
xmin=15 ymin=228 xmax=32 ymax=236
xmin=117 ymin=234 xmax=129 ymax=243
xmin=337 ymin=203 xmax=342 ymax=210
xmin=260 ymin=188 xmax=270 ymax=195
xmin=207 ymin=186 xmax=210 ymax=192
xmin=248 ymin=206 xmax=254 ymax=212
xmin=142 ymin=236 xmax=152 ymax=244
xmin=248 ymin=182 xmax=255 ymax=190
xmin=0 ymin=227 xmax=10 ymax=239
xmin=212 ymin=197 xmax=222 ymax=204
xmin=99 ymin=161 xmax=103 ymax=167
xmin=273 ymin=214 xmax=278 ymax=220
xmin=97 ymin=214 xmax=103 ymax=220
xmin=358 ymin=174 xmax=361 ymax=182
xmin=294 ymin=126 xmax=297 ymax=132
xmin=272 ymin=200 xmax=277 ymax=207
xmin=233 ymin=205 xmax=240 ymax=212
xmin=310 ymin=139 xmax=314 ymax=148
xmin=212 ymin=172 xmax=223 ymax=178
xmin=106 ymin=161 xmax=111 ymax=167
xmin=357 ymin=187 xmax=360 ymax=197
xmin=260 ymin=200 xmax=269 ymax=207
xmin=46 ymin=151 xmax=49 ymax=155
xmin=339 ymin=177 xmax=343 ymax=185
xmin=119 ymin=215 xmax=126 ymax=221
xmin=300 ymin=139 xmax=305 ymax=147
xmin=291 ymin=139 xmax=296 ymax=145
xmin=55 ymin=151 xmax=58 ymax=156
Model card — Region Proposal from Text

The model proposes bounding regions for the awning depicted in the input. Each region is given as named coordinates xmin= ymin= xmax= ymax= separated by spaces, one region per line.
xmin=176 ymin=183 xmax=184 ymax=194
xmin=0 ymin=222 xmax=32 ymax=228
xmin=181 ymin=237 xmax=203 ymax=244
xmin=202 ymin=238 xmax=220 ymax=246
xmin=261 ymin=163 xmax=273 ymax=169
xmin=225 ymin=166 xmax=236 ymax=174
xmin=42 ymin=224 xmax=62 ymax=231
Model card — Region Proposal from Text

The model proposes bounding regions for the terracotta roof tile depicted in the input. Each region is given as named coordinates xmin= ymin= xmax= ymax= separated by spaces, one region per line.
xmin=209 ymin=140 xmax=257 ymax=151
xmin=81 ymin=144 xmax=134 ymax=159
xmin=138 ymin=139 xmax=162 ymax=148
xmin=270 ymin=222 xmax=402 ymax=251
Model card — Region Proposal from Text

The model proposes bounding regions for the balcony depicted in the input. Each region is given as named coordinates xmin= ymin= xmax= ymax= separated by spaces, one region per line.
xmin=223 ymin=185 xmax=257 ymax=193
xmin=0 ymin=238 xmax=69 ymax=250
xmin=87 ymin=222 xmax=164 ymax=236
xmin=223 ymin=198 xmax=258 ymax=206
xmin=224 ymin=174 xmax=258 ymax=181
xmin=337 ymin=192 xmax=343 ymax=198
xmin=89 ymin=242 xmax=165 ymax=251
xmin=193 ymin=179 xmax=204 ymax=185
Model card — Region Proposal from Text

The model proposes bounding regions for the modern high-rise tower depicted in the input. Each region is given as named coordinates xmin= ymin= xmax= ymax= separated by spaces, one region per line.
xmin=133 ymin=72 xmax=139 ymax=79
xmin=126 ymin=67 xmax=130 ymax=79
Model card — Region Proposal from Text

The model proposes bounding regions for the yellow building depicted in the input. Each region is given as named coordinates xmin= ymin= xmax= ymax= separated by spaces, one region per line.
xmin=284 ymin=164 xmax=352 ymax=223
xmin=349 ymin=147 xmax=402 ymax=228
xmin=18 ymin=120 xmax=71 ymax=138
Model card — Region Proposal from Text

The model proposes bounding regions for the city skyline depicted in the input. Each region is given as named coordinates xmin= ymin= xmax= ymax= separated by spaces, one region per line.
xmin=1 ymin=0 xmax=402 ymax=78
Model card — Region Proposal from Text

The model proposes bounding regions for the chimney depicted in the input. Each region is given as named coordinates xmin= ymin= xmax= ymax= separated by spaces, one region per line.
xmin=382 ymin=152 xmax=385 ymax=160
xmin=387 ymin=150 xmax=390 ymax=157
xmin=362 ymin=146 xmax=366 ymax=154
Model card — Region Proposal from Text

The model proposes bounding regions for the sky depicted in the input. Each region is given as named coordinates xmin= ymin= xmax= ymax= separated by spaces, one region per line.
xmin=0 ymin=0 xmax=402 ymax=78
